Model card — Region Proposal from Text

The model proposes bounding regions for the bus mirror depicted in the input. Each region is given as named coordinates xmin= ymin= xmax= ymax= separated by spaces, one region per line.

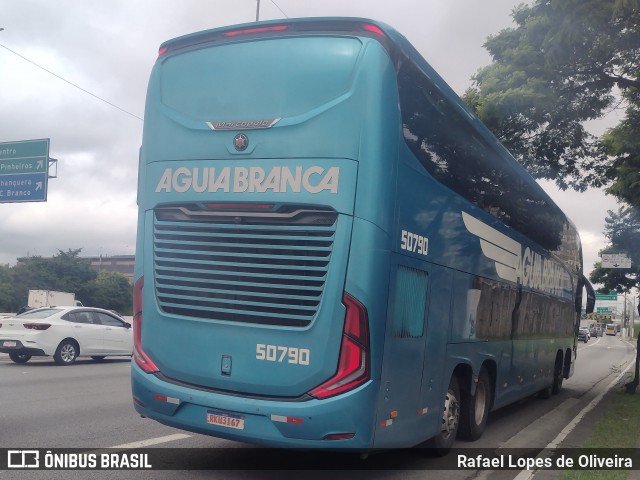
xmin=583 ymin=275 xmax=596 ymax=314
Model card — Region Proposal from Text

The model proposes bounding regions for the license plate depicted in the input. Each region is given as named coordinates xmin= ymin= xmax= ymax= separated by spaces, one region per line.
xmin=3 ymin=341 xmax=16 ymax=347
xmin=206 ymin=410 xmax=245 ymax=430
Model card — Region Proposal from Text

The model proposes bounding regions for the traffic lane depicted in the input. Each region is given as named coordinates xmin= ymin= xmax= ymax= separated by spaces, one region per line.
xmin=435 ymin=334 xmax=636 ymax=455
xmin=118 ymin=336 xmax=637 ymax=476
xmin=0 ymin=351 xmax=507 ymax=477
xmin=572 ymin=334 xmax=635 ymax=391
xmin=0 ymin=356 xmax=187 ymax=448
xmin=2 ymin=336 xmax=636 ymax=478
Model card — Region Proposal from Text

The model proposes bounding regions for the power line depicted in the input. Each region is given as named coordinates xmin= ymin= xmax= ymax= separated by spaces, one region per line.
xmin=270 ymin=0 xmax=289 ymax=18
xmin=0 ymin=43 xmax=143 ymax=121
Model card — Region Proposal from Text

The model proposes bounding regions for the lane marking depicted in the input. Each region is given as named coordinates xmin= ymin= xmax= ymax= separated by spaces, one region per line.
xmin=514 ymin=358 xmax=635 ymax=480
xmin=577 ymin=337 xmax=601 ymax=349
xmin=109 ymin=433 xmax=191 ymax=449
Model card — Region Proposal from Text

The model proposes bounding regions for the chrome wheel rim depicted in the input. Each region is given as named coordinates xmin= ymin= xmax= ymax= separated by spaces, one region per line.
xmin=60 ymin=344 xmax=76 ymax=363
xmin=441 ymin=389 xmax=459 ymax=438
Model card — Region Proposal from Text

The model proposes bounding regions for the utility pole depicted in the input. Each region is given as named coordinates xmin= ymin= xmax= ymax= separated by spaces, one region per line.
xmin=256 ymin=0 xmax=260 ymax=21
xmin=632 ymin=294 xmax=637 ymax=339
xmin=624 ymin=291 xmax=628 ymax=336
xmin=626 ymin=292 xmax=640 ymax=394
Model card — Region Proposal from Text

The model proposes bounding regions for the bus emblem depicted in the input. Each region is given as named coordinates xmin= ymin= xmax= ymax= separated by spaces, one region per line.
xmin=233 ymin=134 xmax=249 ymax=152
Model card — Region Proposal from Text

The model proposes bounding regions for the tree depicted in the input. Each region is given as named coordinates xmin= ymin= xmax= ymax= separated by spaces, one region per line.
xmin=86 ymin=271 xmax=133 ymax=315
xmin=464 ymin=0 xmax=640 ymax=197
xmin=589 ymin=206 xmax=640 ymax=291
xmin=9 ymin=249 xmax=97 ymax=310
xmin=0 ymin=249 xmax=133 ymax=314
xmin=588 ymin=205 xmax=640 ymax=394
xmin=602 ymin=105 xmax=640 ymax=208
xmin=0 ymin=264 xmax=13 ymax=312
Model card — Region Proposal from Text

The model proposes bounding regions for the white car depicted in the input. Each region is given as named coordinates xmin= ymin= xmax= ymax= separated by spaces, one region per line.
xmin=0 ymin=307 xmax=133 ymax=365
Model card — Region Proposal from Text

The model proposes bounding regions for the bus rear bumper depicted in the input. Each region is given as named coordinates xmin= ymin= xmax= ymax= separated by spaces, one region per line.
xmin=131 ymin=363 xmax=376 ymax=450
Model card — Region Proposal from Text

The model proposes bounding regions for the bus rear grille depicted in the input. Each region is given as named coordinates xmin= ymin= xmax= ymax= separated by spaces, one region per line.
xmin=153 ymin=205 xmax=338 ymax=327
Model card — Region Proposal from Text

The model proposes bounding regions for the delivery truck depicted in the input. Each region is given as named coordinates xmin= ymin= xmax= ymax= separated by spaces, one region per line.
xmin=27 ymin=290 xmax=83 ymax=308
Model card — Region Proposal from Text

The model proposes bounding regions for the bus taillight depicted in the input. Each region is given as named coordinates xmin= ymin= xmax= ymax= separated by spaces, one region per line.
xmin=309 ymin=293 xmax=370 ymax=399
xmin=362 ymin=24 xmax=386 ymax=37
xmin=133 ymin=276 xmax=160 ymax=374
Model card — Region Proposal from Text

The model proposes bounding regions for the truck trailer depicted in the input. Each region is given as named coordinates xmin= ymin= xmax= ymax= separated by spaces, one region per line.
xmin=27 ymin=290 xmax=83 ymax=308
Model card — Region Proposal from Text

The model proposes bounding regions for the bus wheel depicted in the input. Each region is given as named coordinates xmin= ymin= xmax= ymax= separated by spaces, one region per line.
xmin=538 ymin=384 xmax=552 ymax=399
xmin=552 ymin=355 xmax=564 ymax=395
xmin=459 ymin=367 xmax=492 ymax=441
xmin=428 ymin=375 xmax=460 ymax=455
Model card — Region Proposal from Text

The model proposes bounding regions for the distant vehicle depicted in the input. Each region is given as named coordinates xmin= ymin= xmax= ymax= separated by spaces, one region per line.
xmin=0 ymin=307 xmax=132 ymax=365
xmin=589 ymin=326 xmax=597 ymax=337
xmin=27 ymin=290 xmax=83 ymax=308
xmin=578 ymin=328 xmax=589 ymax=343
xmin=605 ymin=324 xmax=617 ymax=336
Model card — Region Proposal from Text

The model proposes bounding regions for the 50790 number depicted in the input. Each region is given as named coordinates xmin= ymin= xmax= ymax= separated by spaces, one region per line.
xmin=256 ymin=344 xmax=310 ymax=365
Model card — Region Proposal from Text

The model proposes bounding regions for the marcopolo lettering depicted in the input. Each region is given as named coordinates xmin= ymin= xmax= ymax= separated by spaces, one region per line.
xmin=155 ymin=166 xmax=340 ymax=195
xmin=206 ymin=119 xmax=280 ymax=130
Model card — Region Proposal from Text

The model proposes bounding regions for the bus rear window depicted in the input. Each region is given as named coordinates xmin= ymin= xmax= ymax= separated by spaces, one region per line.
xmin=159 ymin=37 xmax=362 ymax=120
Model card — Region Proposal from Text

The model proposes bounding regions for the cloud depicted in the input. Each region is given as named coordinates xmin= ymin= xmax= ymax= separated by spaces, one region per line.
xmin=0 ymin=0 xmax=618 ymax=281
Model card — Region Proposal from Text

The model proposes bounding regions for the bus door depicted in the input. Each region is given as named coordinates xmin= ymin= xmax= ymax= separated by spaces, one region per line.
xmin=374 ymin=256 xmax=431 ymax=447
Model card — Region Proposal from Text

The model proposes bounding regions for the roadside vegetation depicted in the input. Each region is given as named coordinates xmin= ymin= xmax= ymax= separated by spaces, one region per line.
xmin=0 ymin=248 xmax=132 ymax=315
xmin=560 ymin=381 xmax=640 ymax=480
xmin=560 ymin=329 xmax=640 ymax=480
xmin=466 ymin=0 xmax=639 ymax=294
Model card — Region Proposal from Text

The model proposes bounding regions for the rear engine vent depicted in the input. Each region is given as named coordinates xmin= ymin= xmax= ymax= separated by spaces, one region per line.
xmin=153 ymin=204 xmax=337 ymax=327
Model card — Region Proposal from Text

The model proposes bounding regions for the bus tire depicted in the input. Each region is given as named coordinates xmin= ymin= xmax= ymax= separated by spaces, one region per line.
xmin=428 ymin=375 xmax=461 ymax=455
xmin=459 ymin=367 xmax=492 ymax=441
xmin=538 ymin=384 xmax=552 ymax=399
xmin=552 ymin=354 xmax=564 ymax=395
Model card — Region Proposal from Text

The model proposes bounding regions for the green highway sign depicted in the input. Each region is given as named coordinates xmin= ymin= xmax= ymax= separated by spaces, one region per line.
xmin=595 ymin=292 xmax=618 ymax=301
xmin=0 ymin=157 xmax=48 ymax=175
xmin=0 ymin=139 xmax=49 ymax=203
xmin=597 ymin=307 xmax=612 ymax=313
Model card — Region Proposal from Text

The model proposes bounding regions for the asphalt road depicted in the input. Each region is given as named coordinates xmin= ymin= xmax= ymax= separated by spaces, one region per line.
xmin=0 ymin=333 xmax=635 ymax=479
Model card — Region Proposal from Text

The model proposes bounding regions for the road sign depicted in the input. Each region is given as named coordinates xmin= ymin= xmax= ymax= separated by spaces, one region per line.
xmin=595 ymin=292 xmax=618 ymax=301
xmin=597 ymin=307 xmax=612 ymax=313
xmin=0 ymin=139 xmax=49 ymax=203
xmin=601 ymin=253 xmax=631 ymax=269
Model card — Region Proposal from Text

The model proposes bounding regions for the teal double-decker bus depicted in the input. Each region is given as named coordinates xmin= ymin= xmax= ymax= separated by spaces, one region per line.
xmin=132 ymin=18 xmax=594 ymax=451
